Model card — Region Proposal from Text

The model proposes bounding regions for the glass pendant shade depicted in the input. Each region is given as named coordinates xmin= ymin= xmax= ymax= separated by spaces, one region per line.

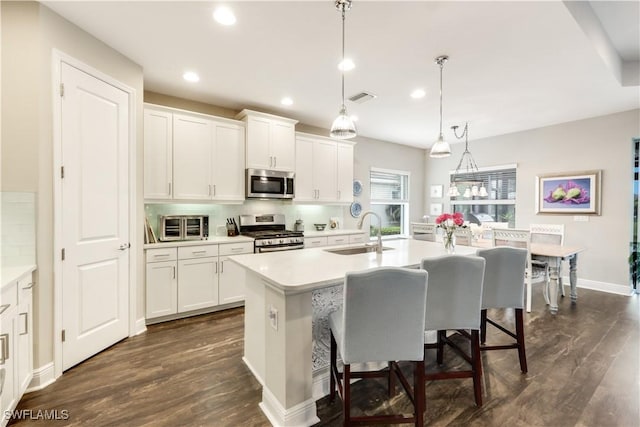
xmin=330 ymin=105 xmax=357 ymax=139
xmin=430 ymin=134 xmax=451 ymax=158
xmin=479 ymin=185 xmax=489 ymax=197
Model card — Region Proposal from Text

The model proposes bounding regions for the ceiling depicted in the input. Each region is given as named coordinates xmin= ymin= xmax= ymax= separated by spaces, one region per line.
xmin=43 ymin=1 xmax=640 ymax=149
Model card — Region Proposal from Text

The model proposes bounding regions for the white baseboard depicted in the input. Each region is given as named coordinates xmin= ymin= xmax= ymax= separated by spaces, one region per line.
xmin=242 ymin=356 xmax=264 ymax=386
xmin=260 ymin=386 xmax=320 ymax=427
xmin=134 ymin=317 xmax=147 ymax=336
xmin=570 ymin=277 xmax=632 ymax=296
xmin=26 ymin=362 xmax=55 ymax=393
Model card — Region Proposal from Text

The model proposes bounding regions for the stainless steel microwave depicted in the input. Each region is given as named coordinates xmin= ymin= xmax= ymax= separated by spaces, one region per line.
xmin=159 ymin=215 xmax=209 ymax=241
xmin=246 ymin=169 xmax=294 ymax=199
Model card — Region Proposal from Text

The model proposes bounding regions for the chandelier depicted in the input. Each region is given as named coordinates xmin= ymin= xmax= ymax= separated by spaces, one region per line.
xmin=448 ymin=122 xmax=488 ymax=198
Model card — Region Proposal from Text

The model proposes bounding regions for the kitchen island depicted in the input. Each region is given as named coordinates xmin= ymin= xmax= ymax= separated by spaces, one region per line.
xmin=229 ymin=238 xmax=476 ymax=426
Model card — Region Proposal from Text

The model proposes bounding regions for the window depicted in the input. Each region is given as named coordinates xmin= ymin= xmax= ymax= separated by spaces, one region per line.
xmin=369 ymin=168 xmax=410 ymax=238
xmin=450 ymin=164 xmax=517 ymax=227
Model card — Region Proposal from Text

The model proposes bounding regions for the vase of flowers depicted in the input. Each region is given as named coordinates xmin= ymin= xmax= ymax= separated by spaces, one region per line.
xmin=435 ymin=212 xmax=466 ymax=254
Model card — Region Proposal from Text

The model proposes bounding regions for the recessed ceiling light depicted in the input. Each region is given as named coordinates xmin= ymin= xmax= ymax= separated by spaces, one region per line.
xmin=338 ymin=58 xmax=355 ymax=71
xmin=281 ymin=97 xmax=293 ymax=106
xmin=213 ymin=6 xmax=236 ymax=26
xmin=183 ymin=71 xmax=200 ymax=83
xmin=411 ymin=89 xmax=426 ymax=99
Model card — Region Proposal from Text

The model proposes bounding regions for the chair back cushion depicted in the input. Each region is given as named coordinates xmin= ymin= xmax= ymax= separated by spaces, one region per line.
xmin=453 ymin=227 xmax=473 ymax=246
xmin=476 ymin=247 xmax=528 ymax=309
xmin=339 ymin=267 xmax=428 ymax=364
xmin=420 ymin=255 xmax=485 ymax=331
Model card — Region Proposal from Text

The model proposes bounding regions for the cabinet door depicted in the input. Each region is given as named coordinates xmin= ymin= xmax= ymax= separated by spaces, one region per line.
xmin=144 ymin=108 xmax=173 ymax=199
xmin=348 ymin=233 xmax=367 ymax=244
xmin=218 ymin=256 xmax=246 ymax=304
xmin=246 ymin=116 xmax=271 ymax=169
xmin=304 ymin=237 xmax=328 ymax=248
xmin=173 ymin=114 xmax=213 ymax=200
xmin=146 ymin=260 xmax=177 ymax=319
xmin=178 ymin=257 xmax=218 ymax=312
xmin=313 ymin=140 xmax=337 ymax=202
xmin=328 ymin=235 xmax=349 ymax=246
xmin=17 ymin=277 xmax=33 ymax=397
xmin=0 ymin=308 xmax=16 ymax=417
xmin=212 ymin=122 xmax=245 ymax=201
xmin=270 ymin=120 xmax=296 ymax=171
xmin=294 ymin=137 xmax=315 ymax=201
xmin=337 ymin=143 xmax=354 ymax=203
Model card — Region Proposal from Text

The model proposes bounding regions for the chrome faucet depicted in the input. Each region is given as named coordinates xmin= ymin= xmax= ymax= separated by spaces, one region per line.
xmin=356 ymin=211 xmax=383 ymax=254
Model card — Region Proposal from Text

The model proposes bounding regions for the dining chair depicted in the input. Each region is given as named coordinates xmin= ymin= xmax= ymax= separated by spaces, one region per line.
xmin=530 ymin=223 xmax=565 ymax=297
xmin=411 ymin=222 xmax=437 ymax=242
xmin=420 ymin=255 xmax=486 ymax=406
xmin=453 ymin=227 xmax=473 ymax=246
xmin=476 ymin=246 xmax=529 ymax=373
xmin=329 ymin=267 xmax=428 ymax=426
xmin=492 ymin=228 xmax=537 ymax=312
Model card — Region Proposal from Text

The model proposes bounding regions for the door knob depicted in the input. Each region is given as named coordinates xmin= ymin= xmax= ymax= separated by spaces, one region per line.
xmin=118 ymin=243 xmax=131 ymax=251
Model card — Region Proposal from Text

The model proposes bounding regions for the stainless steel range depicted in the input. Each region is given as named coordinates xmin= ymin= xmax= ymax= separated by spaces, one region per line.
xmin=239 ymin=213 xmax=304 ymax=253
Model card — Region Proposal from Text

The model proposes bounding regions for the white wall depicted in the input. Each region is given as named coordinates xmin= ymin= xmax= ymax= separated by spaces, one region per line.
xmin=424 ymin=109 xmax=640 ymax=288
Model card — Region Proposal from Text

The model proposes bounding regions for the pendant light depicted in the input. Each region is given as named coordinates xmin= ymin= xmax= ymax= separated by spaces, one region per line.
xmin=330 ymin=0 xmax=357 ymax=139
xmin=429 ymin=55 xmax=451 ymax=158
xmin=448 ymin=122 xmax=488 ymax=198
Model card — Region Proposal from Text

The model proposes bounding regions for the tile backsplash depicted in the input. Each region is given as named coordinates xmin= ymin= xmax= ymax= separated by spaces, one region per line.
xmin=1 ymin=192 xmax=36 ymax=267
xmin=145 ymin=201 xmax=346 ymax=237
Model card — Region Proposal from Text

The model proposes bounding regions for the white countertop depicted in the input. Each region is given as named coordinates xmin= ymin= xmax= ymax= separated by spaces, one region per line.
xmin=144 ymin=235 xmax=254 ymax=249
xmin=228 ymin=239 xmax=477 ymax=294
xmin=2 ymin=264 xmax=36 ymax=289
xmin=302 ymin=228 xmax=365 ymax=238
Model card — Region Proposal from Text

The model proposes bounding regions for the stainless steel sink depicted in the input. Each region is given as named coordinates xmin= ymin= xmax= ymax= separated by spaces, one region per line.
xmin=324 ymin=245 xmax=394 ymax=255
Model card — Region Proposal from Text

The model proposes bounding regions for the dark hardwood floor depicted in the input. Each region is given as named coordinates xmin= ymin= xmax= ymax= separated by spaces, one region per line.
xmin=11 ymin=287 xmax=639 ymax=427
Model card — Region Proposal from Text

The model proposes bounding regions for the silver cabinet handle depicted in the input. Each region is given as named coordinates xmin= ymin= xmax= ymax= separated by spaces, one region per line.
xmin=19 ymin=313 xmax=28 ymax=336
xmin=215 ymin=261 xmax=218 ymax=274
xmin=0 ymin=304 xmax=10 ymax=316
xmin=221 ymin=260 xmax=224 ymax=274
xmin=269 ymin=156 xmax=273 ymax=167
xmin=208 ymin=184 xmax=212 ymax=196
xmin=168 ymin=182 xmax=172 ymax=196
xmin=192 ymin=250 xmax=207 ymax=255
xmin=22 ymin=282 xmax=35 ymax=290
xmin=213 ymin=184 xmax=216 ymax=196
xmin=0 ymin=334 xmax=8 ymax=364
xmin=118 ymin=243 xmax=131 ymax=251
xmin=172 ymin=266 xmax=176 ymax=279
xmin=274 ymin=156 xmax=277 ymax=168
xmin=230 ymin=247 xmax=243 ymax=251
xmin=153 ymin=253 xmax=170 ymax=259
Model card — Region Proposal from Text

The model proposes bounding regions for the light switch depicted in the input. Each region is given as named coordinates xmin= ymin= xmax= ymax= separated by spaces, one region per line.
xmin=268 ymin=305 xmax=278 ymax=330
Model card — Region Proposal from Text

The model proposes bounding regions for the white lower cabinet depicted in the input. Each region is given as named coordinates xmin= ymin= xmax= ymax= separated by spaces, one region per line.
xmin=304 ymin=236 xmax=328 ymax=248
xmin=146 ymin=242 xmax=252 ymax=322
xmin=349 ymin=234 xmax=367 ymax=244
xmin=1 ymin=271 xmax=34 ymax=426
xmin=327 ymin=235 xmax=349 ymax=246
xmin=305 ymin=233 xmax=368 ymax=248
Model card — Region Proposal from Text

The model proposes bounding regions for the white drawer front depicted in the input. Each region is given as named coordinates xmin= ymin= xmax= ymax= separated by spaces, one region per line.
xmin=348 ymin=234 xmax=367 ymax=244
xmin=178 ymin=245 xmax=219 ymax=259
xmin=327 ymin=235 xmax=349 ymax=246
xmin=304 ymin=237 xmax=328 ymax=248
xmin=219 ymin=241 xmax=254 ymax=255
xmin=146 ymin=247 xmax=178 ymax=262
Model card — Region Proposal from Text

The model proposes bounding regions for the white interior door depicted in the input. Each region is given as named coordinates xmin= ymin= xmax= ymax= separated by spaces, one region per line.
xmin=60 ymin=62 xmax=130 ymax=371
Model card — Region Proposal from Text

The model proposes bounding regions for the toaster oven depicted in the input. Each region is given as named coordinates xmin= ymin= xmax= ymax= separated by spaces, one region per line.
xmin=159 ymin=215 xmax=209 ymax=241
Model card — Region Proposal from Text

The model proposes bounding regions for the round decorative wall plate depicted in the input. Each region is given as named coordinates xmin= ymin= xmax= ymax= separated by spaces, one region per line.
xmin=352 ymin=180 xmax=363 ymax=196
xmin=350 ymin=201 xmax=362 ymax=218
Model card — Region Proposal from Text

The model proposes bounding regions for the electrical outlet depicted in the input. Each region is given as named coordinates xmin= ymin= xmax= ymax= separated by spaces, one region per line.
xmin=268 ymin=306 xmax=278 ymax=330
xmin=573 ymin=215 xmax=589 ymax=222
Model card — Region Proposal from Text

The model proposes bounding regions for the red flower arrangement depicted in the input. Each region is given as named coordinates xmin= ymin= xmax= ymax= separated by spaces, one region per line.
xmin=435 ymin=212 xmax=467 ymax=253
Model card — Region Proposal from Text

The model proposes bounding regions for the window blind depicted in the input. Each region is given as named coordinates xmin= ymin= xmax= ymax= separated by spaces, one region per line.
xmin=370 ymin=169 xmax=409 ymax=202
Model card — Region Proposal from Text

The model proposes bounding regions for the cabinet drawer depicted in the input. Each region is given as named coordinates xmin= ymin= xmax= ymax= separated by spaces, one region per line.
xmin=146 ymin=247 xmax=177 ymax=262
xmin=348 ymin=234 xmax=367 ymax=244
xmin=327 ymin=235 xmax=349 ymax=246
xmin=304 ymin=237 xmax=328 ymax=248
xmin=219 ymin=241 xmax=253 ymax=255
xmin=178 ymin=245 xmax=218 ymax=259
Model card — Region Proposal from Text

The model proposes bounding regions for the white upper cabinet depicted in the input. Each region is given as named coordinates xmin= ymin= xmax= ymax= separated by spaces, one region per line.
xmin=143 ymin=104 xmax=245 ymax=201
xmin=295 ymin=132 xmax=355 ymax=204
xmin=173 ymin=113 xmax=213 ymax=200
xmin=336 ymin=143 xmax=354 ymax=203
xmin=144 ymin=108 xmax=173 ymax=199
xmin=236 ymin=109 xmax=298 ymax=172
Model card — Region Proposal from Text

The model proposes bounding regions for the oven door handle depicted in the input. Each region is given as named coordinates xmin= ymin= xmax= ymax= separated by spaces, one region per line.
xmin=257 ymin=245 xmax=304 ymax=253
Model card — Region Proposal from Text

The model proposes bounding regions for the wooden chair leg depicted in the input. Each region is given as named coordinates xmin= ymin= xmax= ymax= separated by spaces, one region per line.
xmin=388 ymin=361 xmax=396 ymax=398
xmin=515 ymin=308 xmax=528 ymax=373
xmin=480 ymin=309 xmax=487 ymax=344
xmin=415 ymin=360 xmax=425 ymax=427
xmin=330 ymin=331 xmax=337 ymax=403
xmin=471 ymin=330 xmax=483 ymax=406
xmin=343 ymin=363 xmax=351 ymax=426
xmin=436 ymin=330 xmax=445 ymax=364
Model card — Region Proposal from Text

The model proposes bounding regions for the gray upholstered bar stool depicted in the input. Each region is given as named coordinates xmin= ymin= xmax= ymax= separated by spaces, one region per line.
xmin=476 ymin=246 xmax=529 ymax=373
xmin=329 ymin=267 xmax=428 ymax=426
xmin=420 ymin=255 xmax=486 ymax=406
